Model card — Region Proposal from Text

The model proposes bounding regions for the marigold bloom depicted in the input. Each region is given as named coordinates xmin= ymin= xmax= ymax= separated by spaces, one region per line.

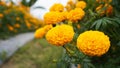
xmin=43 ymin=25 xmax=53 ymax=31
xmin=34 ymin=25 xmax=52 ymax=39
xmin=65 ymin=4 xmax=72 ymax=11
xmin=61 ymin=11 xmax=68 ymax=20
xmin=46 ymin=24 xmax=74 ymax=46
xmin=16 ymin=17 xmax=20 ymax=21
xmin=0 ymin=13 xmax=3 ymax=18
xmin=14 ymin=23 xmax=20 ymax=28
xmin=44 ymin=11 xmax=64 ymax=24
xmin=34 ymin=27 xmax=46 ymax=39
xmin=77 ymin=30 xmax=110 ymax=56
xmin=67 ymin=8 xmax=85 ymax=22
xmin=76 ymin=1 xmax=86 ymax=9
xmin=7 ymin=24 xmax=14 ymax=31
xmin=25 ymin=20 xmax=31 ymax=29
xmin=67 ymin=0 xmax=75 ymax=6
xmin=49 ymin=3 xmax=64 ymax=12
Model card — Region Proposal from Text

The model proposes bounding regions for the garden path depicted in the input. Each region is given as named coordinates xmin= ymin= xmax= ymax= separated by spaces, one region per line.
xmin=0 ymin=32 xmax=34 ymax=65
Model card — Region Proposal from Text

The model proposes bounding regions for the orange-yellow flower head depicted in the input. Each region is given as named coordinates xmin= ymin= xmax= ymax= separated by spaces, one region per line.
xmin=67 ymin=8 xmax=85 ymax=22
xmin=34 ymin=27 xmax=46 ymax=39
xmin=34 ymin=25 xmax=53 ymax=39
xmin=46 ymin=24 xmax=74 ymax=46
xmin=49 ymin=3 xmax=64 ymax=12
xmin=0 ymin=13 xmax=3 ymax=18
xmin=76 ymin=1 xmax=87 ymax=9
xmin=77 ymin=30 xmax=110 ymax=56
xmin=44 ymin=11 xmax=64 ymax=25
xmin=61 ymin=11 xmax=68 ymax=20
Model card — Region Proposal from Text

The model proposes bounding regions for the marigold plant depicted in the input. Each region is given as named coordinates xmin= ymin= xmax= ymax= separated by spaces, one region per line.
xmin=0 ymin=0 xmax=43 ymax=39
xmin=49 ymin=3 xmax=64 ymax=12
xmin=35 ymin=0 xmax=120 ymax=68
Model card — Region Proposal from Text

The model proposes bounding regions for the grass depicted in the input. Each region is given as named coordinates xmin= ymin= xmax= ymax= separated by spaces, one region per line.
xmin=1 ymin=38 xmax=63 ymax=68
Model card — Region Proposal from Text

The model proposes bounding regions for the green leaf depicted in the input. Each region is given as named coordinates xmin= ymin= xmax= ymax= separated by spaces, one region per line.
xmin=83 ymin=59 xmax=91 ymax=63
xmin=95 ymin=19 xmax=102 ymax=30
xmin=87 ymin=63 xmax=95 ymax=68
xmin=83 ymin=63 xmax=89 ymax=68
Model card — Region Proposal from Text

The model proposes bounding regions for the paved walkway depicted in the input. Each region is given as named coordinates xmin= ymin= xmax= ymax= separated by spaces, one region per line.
xmin=0 ymin=32 xmax=34 ymax=65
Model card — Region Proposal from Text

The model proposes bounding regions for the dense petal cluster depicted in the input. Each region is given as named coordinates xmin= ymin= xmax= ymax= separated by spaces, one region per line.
xmin=44 ymin=11 xmax=64 ymax=24
xmin=34 ymin=25 xmax=52 ymax=38
xmin=77 ymin=30 xmax=110 ymax=56
xmin=46 ymin=24 xmax=74 ymax=46
xmin=67 ymin=8 xmax=85 ymax=22
xmin=49 ymin=3 xmax=64 ymax=12
xmin=76 ymin=1 xmax=86 ymax=9
xmin=61 ymin=11 xmax=68 ymax=20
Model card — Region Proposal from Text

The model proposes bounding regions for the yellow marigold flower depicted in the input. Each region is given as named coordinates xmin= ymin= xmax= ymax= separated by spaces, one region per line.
xmin=16 ymin=17 xmax=20 ymax=21
xmin=14 ymin=23 xmax=20 ymax=28
xmin=43 ymin=25 xmax=53 ymax=31
xmin=46 ymin=24 xmax=74 ymax=46
xmin=7 ymin=24 xmax=14 ymax=31
xmin=34 ymin=27 xmax=46 ymax=39
xmin=61 ymin=11 xmax=68 ymax=20
xmin=34 ymin=25 xmax=53 ymax=39
xmin=76 ymin=1 xmax=87 ymax=9
xmin=67 ymin=0 xmax=75 ymax=6
xmin=65 ymin=4 xmax=72 ymax=11
xmin=0 ymin=13 xmax=3 ymax=18
xmin=0 ymin=1 xmax=6 ymax=6
xmin=77 ymin=30 xmax=110 ymax=56
xmin=25 ymin=20 xmax=31 ymax=29
xmin=44 ymin=11 xmax=64 ymax=25
xmin=49 ymin=3 xmax=64 ymax=12
xmin=67 ymin=8 xmax=85 ymax=22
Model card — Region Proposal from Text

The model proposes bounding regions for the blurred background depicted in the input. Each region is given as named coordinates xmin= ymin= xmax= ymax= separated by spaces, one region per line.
xmin=0 ymin=0 xmax=65 ymax=68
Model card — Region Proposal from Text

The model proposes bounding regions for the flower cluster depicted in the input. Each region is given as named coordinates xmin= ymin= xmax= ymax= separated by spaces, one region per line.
xmin=35 ymin=0 xmax=112 ymax=57
xmin=0 ymin=1 xmax=43 ymax=37
xmin=34 ymin=0 xmax=120 ymax=67
xmin=43 ymin=1 xmax=86 ymax=24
